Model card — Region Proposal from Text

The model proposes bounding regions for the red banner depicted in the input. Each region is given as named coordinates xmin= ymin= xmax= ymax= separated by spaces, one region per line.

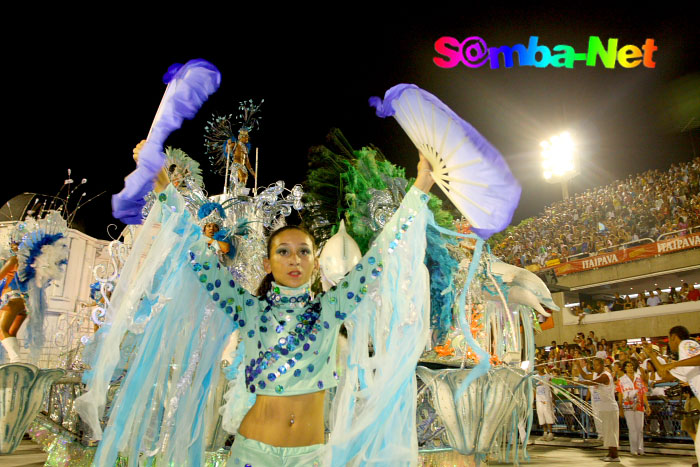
xmin=551 ymin=232 xmax=700 ymax=276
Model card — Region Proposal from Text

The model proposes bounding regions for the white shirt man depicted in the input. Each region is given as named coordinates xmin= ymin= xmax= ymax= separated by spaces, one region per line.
xmin=669 ymin=340 xmax=700 ymax=398
xmin=646 ymin=292 xmax=661 ymax=307
xmin=645 ymin=327 xmax=700 ymax=463
xmin=535 ymin=369 xmax=556 ymax=441
xmin=578 ymin=358 xmax=620 ymax=462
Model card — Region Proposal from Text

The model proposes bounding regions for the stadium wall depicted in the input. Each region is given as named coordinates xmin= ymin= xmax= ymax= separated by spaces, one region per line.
xmin=555 ymin=248 xmax=700 ymax=290
xmin=536 ymin=293 xmax=700 ymax=346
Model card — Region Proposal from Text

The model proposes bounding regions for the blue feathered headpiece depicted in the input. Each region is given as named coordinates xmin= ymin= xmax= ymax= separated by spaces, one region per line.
xmin=16 ymin=231 xmax=66 ymax=291
xmin=197 ymin=202 xmax=226 ymax=225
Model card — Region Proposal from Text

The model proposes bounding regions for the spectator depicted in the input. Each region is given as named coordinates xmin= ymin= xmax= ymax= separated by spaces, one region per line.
xmin=586 ymin=338 xmax=597 ymax=355
xmin=617 ymin=361 xmax=651 ymax=456
xmin=641 ymin=346 xmax=667 ymax=397
xmin=596 ymin=344 xmax=608 ymax=360
xmin=589 ymin=331 xmax=598 ymax=344
xmin=611 ymin=293 xmax=624 ymax=311
xmin=688 ymin=284 xmax=700 ymax=301
xmin=668 ymin=287 xmax=680 ymax=304
xmin=646 ymin=290 xmax=661 ymax=307
xmin=680 ymin=283 xmax=690 ymax=301
xmin=623 ymin=295 xmax=633 ymax=309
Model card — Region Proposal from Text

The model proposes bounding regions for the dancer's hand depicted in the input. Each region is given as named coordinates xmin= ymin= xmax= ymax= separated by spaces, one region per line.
xmin=414 ymin=153 xmax=434 ymax=193
xmin=132 ymin=140 xmax=147 ymax=162
xmin=132 ymin=138 xmax=170 ymax=193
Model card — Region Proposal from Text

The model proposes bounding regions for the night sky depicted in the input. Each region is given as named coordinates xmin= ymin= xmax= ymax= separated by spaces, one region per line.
xmin=5 ymin=9 xmax=699 ymax=239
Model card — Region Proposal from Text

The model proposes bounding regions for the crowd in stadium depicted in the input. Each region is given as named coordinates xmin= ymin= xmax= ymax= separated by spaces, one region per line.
xmin=536 ymin=332 xmax=666 ymax=382
xmin=493 ymin=157 xmax=700 ymax=267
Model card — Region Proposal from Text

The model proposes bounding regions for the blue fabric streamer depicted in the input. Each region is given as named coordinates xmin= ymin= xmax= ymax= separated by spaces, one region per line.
xmin=112 ymin=59 xmax=221 ymax=224
xmin=424 ymin=225 xmax=459 ymax=344
xmin=424 ymin=222 xmax=492 ymax=402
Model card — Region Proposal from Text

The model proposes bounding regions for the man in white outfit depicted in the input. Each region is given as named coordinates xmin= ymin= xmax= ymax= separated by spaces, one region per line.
xmin=645 ymin=326 xmax=700 ymax=466
xmin=535 ymin=365 xmax=556 ymax=441
xmin=578 ymin=358 xmax=620 ymax=462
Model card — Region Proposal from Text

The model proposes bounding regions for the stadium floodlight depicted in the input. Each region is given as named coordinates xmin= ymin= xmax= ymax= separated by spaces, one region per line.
xmin=540 ymin=131 xmax=579 ymax=199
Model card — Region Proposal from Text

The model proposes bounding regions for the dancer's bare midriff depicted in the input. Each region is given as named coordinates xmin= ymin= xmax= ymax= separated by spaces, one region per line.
xmin=237 ymin=390 xmax=326 ymax=447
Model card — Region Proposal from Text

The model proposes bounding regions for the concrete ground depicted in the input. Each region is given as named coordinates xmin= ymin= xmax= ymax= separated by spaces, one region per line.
xmin=419 ymin=438 xmax=696 ymax=466
xmin=0 ymin=439 xmax=47 ymax=467
xmin=3 ymin=438 xmax=696 ymax=466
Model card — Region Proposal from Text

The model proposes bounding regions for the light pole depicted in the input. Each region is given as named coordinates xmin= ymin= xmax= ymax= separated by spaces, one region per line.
xmin=540 ymin=132 xmax=578 ymax=199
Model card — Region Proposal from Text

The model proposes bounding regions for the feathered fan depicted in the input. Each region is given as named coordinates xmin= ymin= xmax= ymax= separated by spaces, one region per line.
xmin=370 ymin=84 xmax=521 ymax=239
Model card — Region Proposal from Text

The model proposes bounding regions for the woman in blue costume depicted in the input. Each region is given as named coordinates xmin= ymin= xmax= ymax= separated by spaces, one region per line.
xmin=0 ymin=242 xmax=27 ymax=362
xmin=230 ymin=149 xmax=427 ymax=463
xmin=77 ymin=147 xmax=434 ymax=465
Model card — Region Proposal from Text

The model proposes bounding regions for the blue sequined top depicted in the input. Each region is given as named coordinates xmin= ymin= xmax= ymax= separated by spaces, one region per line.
xmin=185 ymin=186 xmax=430 ymax=396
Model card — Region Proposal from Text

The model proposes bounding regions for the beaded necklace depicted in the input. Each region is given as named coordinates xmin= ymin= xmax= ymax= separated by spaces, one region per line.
xmin=245 ymin=282 xmax=327 ymax=394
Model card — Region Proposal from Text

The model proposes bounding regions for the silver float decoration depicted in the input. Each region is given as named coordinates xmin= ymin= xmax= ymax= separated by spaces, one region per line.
xmin=213 ymin=181 xmax=305 ymax=293
xmin=416 ymin=365 xmax=528 ymax=456
xmin=0 ymin=364 xmax=65 ymax=454
xmin=90 ymin=240 xmax=130 ymax=328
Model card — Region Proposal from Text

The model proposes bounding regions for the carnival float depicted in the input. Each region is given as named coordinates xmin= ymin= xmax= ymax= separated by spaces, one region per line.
xmin=0 ymin=59 xmax=578 ymax=466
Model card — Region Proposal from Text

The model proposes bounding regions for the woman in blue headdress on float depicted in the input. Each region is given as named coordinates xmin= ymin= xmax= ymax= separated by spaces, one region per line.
xmin=0 ymin=210 xmax=69 ymax=364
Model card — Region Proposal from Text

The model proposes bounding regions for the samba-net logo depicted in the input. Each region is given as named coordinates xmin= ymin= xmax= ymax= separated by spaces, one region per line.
xmin=434 ymin=36 xmax=657 ymax=69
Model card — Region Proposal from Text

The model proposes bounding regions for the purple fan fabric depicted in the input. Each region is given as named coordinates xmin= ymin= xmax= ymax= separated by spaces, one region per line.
xmin=112 ymin=59 xmax=221 ymax=224
xmin=369 ymin=84 xmax=521 ymax=239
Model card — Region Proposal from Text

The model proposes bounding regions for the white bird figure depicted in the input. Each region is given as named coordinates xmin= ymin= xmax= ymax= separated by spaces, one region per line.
xmin=488 ymin=257 xmax=559 ymax=317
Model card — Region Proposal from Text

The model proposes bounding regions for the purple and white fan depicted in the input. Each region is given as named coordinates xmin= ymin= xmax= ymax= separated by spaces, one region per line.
xmin=370 ymin=84 xmax=521 ymax=239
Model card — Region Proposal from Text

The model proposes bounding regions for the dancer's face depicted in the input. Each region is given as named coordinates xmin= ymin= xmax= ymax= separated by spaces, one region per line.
xmin=204 ymin=223 xmax=219 ymax=238
xmin=264 ymin=229 xmax=317 ymax=288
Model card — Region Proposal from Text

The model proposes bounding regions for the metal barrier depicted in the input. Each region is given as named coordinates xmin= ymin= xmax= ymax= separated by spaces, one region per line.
xmin=532 ymin=383 xmax=693 ymax=442
xmin=564 ymin=238 xmax=654 ymax=262
xmin=657 ymin=225 xmax=700 ymax=242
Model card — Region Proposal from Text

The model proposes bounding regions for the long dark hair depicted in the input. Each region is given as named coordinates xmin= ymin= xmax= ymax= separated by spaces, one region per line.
xmin=256 ymin=225 xmax=317 ymax=296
